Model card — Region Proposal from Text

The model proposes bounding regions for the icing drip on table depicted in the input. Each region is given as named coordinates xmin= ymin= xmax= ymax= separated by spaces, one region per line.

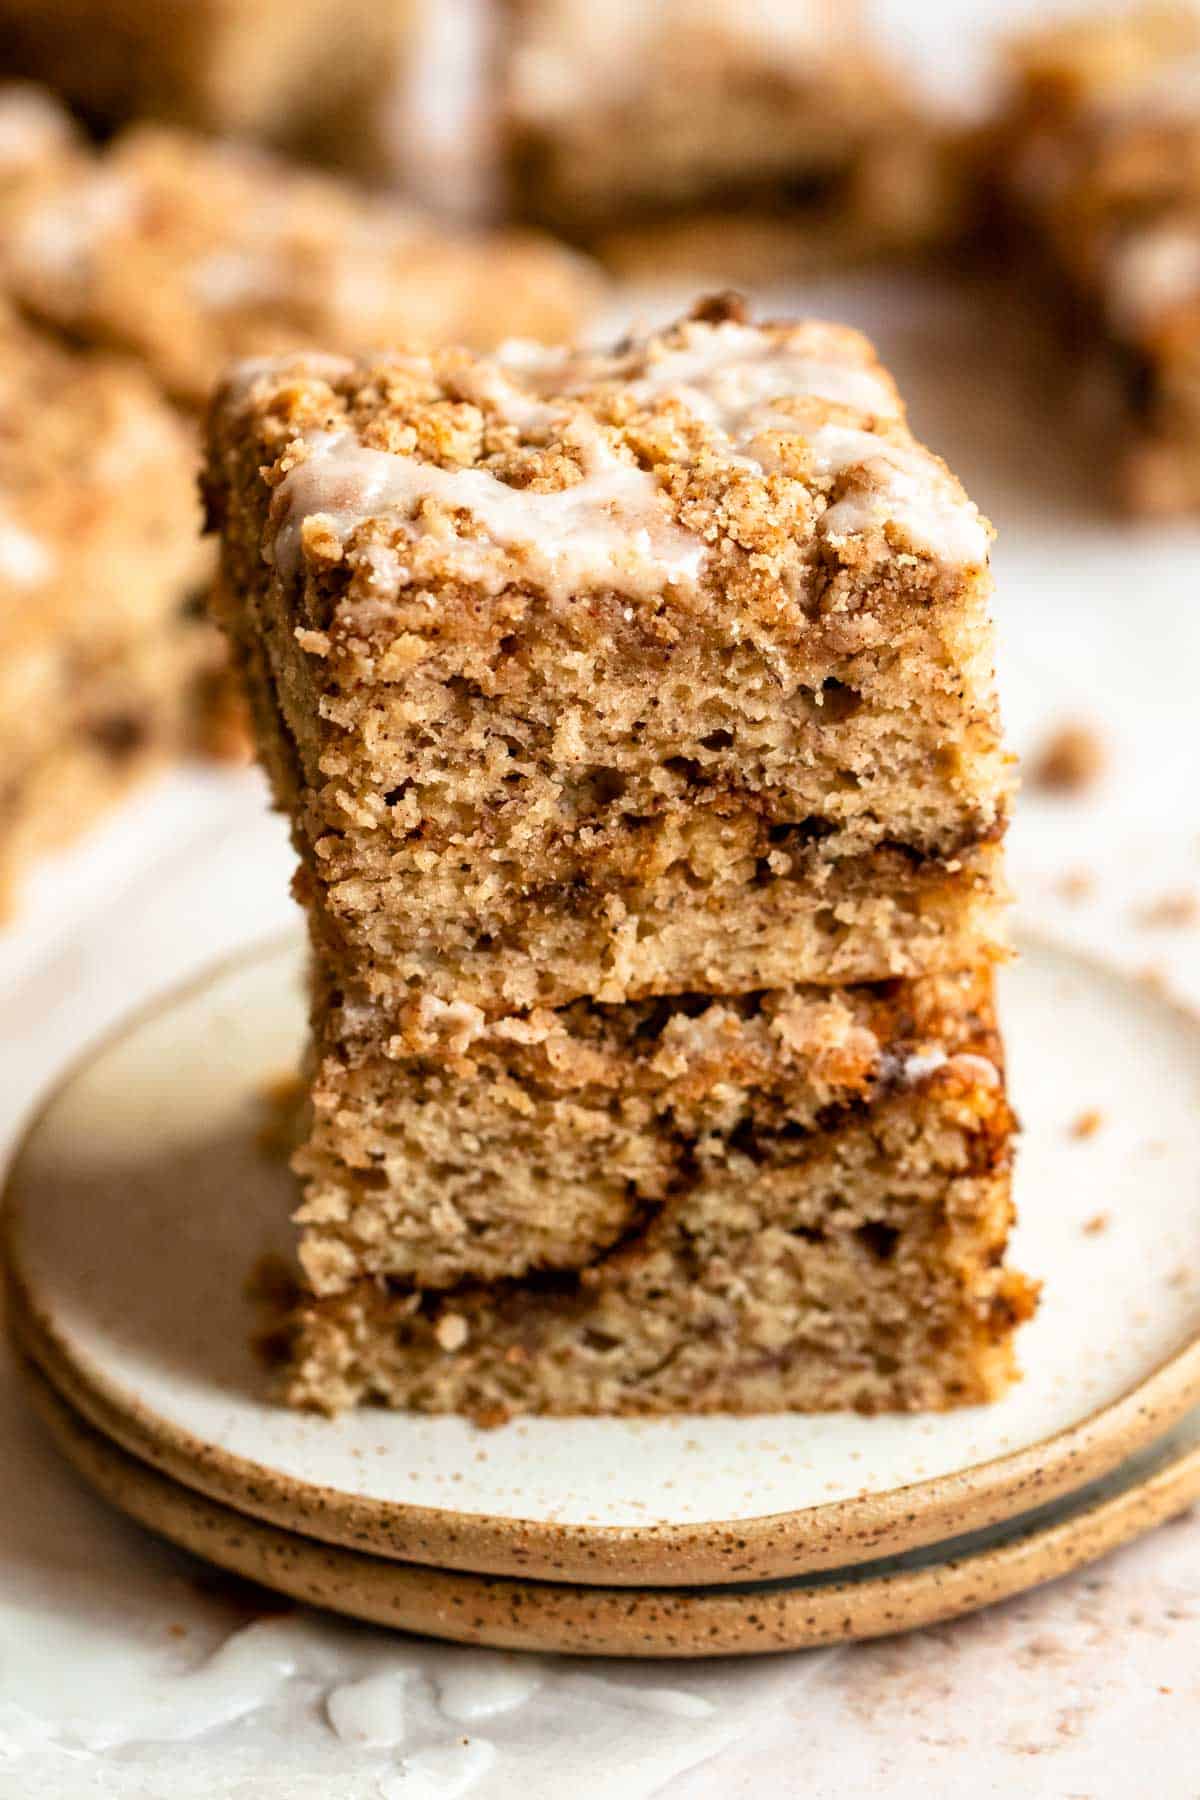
xmin=325 ymin=1668 xmax=409 ymax=1746
xmin=436 ymin=1658 xmax=544 ymax=1721
xmin=378 ymin=1739 xmax=497 ymax=1799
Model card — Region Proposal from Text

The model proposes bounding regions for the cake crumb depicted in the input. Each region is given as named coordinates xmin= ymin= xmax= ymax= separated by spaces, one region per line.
xmin=1030 ymin=722 xmax=1107 ymax=793
xmin=434 ymin=1311 xmax=469 ymax=1352
xmin=1082 ymin=1211 xmax=1110 ymax=1235
xmin=1055 ymin=868 xmax=1095 ymax=903
xmin=471 ymin=1402 xmax=513 ymax=1430
xmin=1071 ymin=1108 xmax=1104 ymax=1139
xmin=1134 ymin=890 xmax=1199 ymax=929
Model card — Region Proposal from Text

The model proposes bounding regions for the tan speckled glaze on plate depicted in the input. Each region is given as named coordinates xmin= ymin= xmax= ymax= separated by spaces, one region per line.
xmin=19 ymin=1352 xmax=1200 ymax=1658
xmin=5 ymin=932 xmax=1200 ymax=1588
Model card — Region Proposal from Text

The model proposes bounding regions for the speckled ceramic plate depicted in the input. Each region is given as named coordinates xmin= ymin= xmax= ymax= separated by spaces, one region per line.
xmin=19 ymin=1351 xmax=1200 ymax=1658
xmin=6 ymin=932 xmax=1200 ymax=1588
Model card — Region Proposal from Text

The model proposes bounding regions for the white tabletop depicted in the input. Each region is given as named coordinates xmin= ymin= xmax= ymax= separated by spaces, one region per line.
xmin=2 ymin=252 xmax=1200 ymax=1797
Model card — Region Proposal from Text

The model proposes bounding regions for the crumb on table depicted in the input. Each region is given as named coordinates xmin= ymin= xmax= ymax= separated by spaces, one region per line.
xmin=1134 ymin=890 xmax=1199 ymax=929
xmin=1055 ymin=868 xmax=1096 ymax=903
xmin=1071 ymin=1108 xmax=1104 ymax=1140
xmin=1029 ymin=722 xmax=1107 ymax=794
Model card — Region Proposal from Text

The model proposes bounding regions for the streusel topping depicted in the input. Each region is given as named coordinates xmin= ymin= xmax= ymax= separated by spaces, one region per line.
xmin=234 ymin=300 xmax=991 ymax=616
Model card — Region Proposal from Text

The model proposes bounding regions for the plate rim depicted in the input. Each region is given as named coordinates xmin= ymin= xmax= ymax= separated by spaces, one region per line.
xmin=6 ymin=929 xmax=1200 ymax=1589
xmin=19 ymin=1348 xmax=1200 ymax=1659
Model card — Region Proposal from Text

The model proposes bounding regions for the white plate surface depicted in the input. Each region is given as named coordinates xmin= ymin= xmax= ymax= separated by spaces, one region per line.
xmin=7 ymin=931 xmax=1200 ymax=1532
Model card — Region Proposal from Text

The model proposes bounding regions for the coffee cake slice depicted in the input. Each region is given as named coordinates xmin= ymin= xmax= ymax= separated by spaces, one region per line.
xmin=284 ymin=967 xmax=1034 ymax=1419
xmin=206 ymin=297 xmax=1011 ymax=1014
xmin=501 ymin=0 xmax=962 ymax=271
xmin=6 ymin=122 xmax=601 ymax=412
xmin=0 ymin=0 xmax=409 ymax=160
xmin=0 ymin=305 xmax=213 ymax=911
xmin=999 ymin=4 xmax=1200 ymax=511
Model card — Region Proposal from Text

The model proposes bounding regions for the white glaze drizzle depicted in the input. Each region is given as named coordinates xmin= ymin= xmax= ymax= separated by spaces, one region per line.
xmin=0 ymin=86 xmax=74 ymax=174
xmin=12 ymin=143 xmax=427 ymax=324
xmin=807 ymin=424 xmax=990 ymax=567
xmin=881 ymin=1046 xmax=1002 ymax=1089
xmin=621 ymin=322 xmax=988 ymax=566
xmin=183 ymin=196 xmax=424 ymax=318
xmin=0 ymin=512 xmax=54 ymax=588
xmin=1105 ymin=222 xmax=1200 ymax=333
xmin=270 ymin=420 xmax=705 ymax=600
xmin=11 ymin=169 xmax=134 ymax=279
xmin=224 ymin=349 xmax=356 ymax=406
xmin=894 ymin=1047 xmax=949 ymax=1085
xmin=628 ymin=319 xmax=901 ymax=422
xmin=267 ymin=318 xmax=987 ymax=593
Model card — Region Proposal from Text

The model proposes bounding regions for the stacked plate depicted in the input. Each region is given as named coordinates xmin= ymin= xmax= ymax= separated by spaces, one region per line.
xmin=6 ymin=934 xmax=1200 ymax=1656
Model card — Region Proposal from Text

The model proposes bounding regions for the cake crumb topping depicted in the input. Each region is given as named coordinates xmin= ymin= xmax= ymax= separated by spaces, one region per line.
xmin=239 ymin=303 xmax=993 ymax=614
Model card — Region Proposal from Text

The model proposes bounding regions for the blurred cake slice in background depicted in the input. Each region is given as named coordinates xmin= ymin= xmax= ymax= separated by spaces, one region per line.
xmin=0 ymin=0 xmax=413 ymax=166
xmin=3 ymin=118 xmax=602 ymax=411
xmin=0 ymin=91 xmax=600 ymax=835
xmin=997 ymin=3 xmax=1200 ymax=512
xmin=500 ymin=0 xmax=972 ymax=274
xmin=0 ymin=81 xmax=80 ymax=197
xmin=0 ymin=303 xmax=218 ymax=912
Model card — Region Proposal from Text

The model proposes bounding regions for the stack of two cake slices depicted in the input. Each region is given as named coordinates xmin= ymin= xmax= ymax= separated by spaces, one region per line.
xmin=204 ymin=295 xmax=1036 ymax=1422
